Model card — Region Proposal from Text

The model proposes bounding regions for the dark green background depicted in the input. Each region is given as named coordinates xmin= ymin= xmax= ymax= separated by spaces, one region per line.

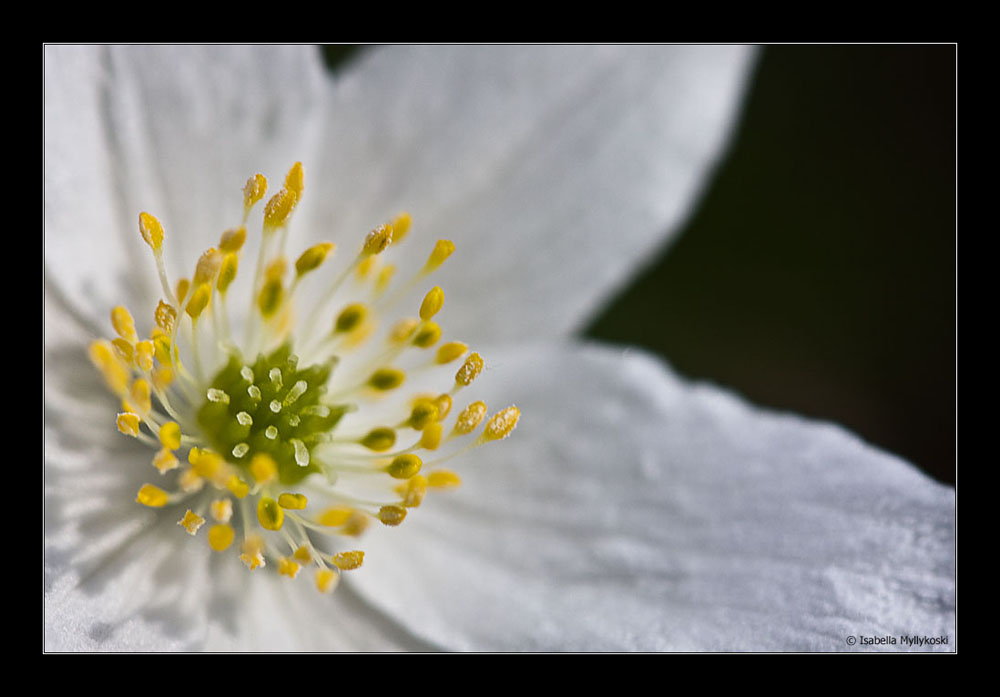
xmin=323 ymin=45 xmax=957 ymax=486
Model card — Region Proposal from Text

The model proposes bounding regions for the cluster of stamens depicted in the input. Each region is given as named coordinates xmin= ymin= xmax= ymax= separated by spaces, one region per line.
xmin=89 ymin=163 xmax=519 ymax=594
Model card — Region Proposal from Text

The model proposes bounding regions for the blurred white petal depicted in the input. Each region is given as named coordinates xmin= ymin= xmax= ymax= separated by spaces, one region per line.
xmin=44 ymin=45 xmax=755 ymax=341
xmin=352 ymin=342 xmax=955 ymax=651
xmin=315 ymin=45 xmax=756 ymax=342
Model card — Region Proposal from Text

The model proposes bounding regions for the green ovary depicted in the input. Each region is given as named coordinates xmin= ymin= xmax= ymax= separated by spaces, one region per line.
xmin=197 ymin=343 xmax=345 ymax=485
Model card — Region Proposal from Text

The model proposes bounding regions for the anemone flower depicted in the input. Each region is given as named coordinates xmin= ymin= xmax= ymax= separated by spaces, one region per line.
xmin=44 ymin=44 xmax=955 ymax=652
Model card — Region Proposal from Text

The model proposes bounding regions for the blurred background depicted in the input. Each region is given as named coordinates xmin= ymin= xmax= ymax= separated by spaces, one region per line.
xmin=324 ymin=45 xmax=956 ymax=487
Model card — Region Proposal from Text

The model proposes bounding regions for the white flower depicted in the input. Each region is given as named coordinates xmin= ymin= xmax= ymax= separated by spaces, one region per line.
xmin=44 ymin=45 xmax=954 ymax=652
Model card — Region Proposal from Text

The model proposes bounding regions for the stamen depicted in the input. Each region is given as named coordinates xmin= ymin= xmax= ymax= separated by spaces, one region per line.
xmin=419 ymin=286 xmax=445 ymax=321
xmin=428 ymin=470 xmax=462 ymax=489
xmin=206 ymin=524 xmax=234 ymax=551
xmin=332 ymin=551 xmax=365 ymax=571
xmin=136 ymin=483 xmax=169 ymax=508
xmin=220 ymin=226 xmax=247 ymax=253
xmin=480 ymin=406 xmax=521 ymax=442
xmin=243 ymin=174 xmax=268 ymax=215
xmin=111 ymin=306 xmax=138 ymax=343
xmin=363 ymin=224 xmax=393 ymax=256
xmin=278 ymin=493 xmax=308 ymax=510
xmin=455 ymin=352 xmax=484 ymax=387
xmin=178 ymin=510 xmax=206 ymax=535
xmin=424 ymin=239 xmax=455 ymax=272
xmin=454 ymin=401 xmax=487 ymax=435
xmin=295 ymin=242 xmax=335 ymax=277
xmin=386 ymin=454 xmax=423 ymax=479
xmin=315 ymin=569 xmax=339 ymax=594
xmin=117 ymin=412 xmax=140 ymax=437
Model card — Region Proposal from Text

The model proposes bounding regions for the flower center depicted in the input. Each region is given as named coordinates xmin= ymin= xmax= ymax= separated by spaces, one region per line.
xmin=89 ymin=163 xmax=520 ymax=593
xmin=197 ymin=343 xmax=343 ymax=486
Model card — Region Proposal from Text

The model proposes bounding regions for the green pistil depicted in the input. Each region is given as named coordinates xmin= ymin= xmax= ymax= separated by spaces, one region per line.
xmin=197 ymin=342 xmax=346 ymax=485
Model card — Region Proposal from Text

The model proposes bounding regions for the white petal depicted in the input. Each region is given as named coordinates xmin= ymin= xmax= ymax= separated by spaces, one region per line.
xmin=44 ymin=45 xmax=327 ymax=323
xmin=350 ymin=342 xmax=955 ymax=651
xmin=316 ymin=45 xmax=757 ymax=342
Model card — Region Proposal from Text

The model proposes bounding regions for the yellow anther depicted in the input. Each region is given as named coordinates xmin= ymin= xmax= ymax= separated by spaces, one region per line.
xmin=408 ymin=400 xmax=439 ymax=430
xmin=419 ymin=286 xmax=445 ymax=321
xmin=152 ymin=366 xmax=174 ymax=392
xmin=278 ymin=493 xmax=308 ymax=510
xmin=130 ymin=378 xmax=152 ymax=414
xmin=151 ymin=331 xmax=173 ymax=367
xmin=455 ymin=352 xmax=484 ymax=386
xmin=357 ymin=255 xmax=378 ymax=279
xmin=257 ymin=497 xmax=284 ymax=531
xmin=391 ymin=212 xmax=412 ymax=244
xmin=389 ymin=318 xmax=419 ymax=344
xmin=219 ymin=226 xmax=247 ymax=253
xmin=257 ymin=278 xmax=283 ymax=318
xmin=363 ymin=223 xmax=393 ymax=256
xmin=243 ymin=173 xmax=268 ymax=211
xmin=334 ymin=303 xmax=367 ymax=334
xmin=217 ymin=253 xmax=239 ymax=293
xmin=420 ymin=422 xmax=443 ymax=451
xmin=210 ymin=498 xmax=233 ymax=523
xmin=375 ymin=264 xmax=396 ymax=294
xmin=264 ymin=188 xmax=297 ymax=229
xmin=428 ymin=470 xmax=462 ymax=489
xmin=360 ymin=427 xmax=397 ymax=452
xmin=341 ymin=511 xmax=370 ymax=537
xmin=207 ymin=524 xmax=235 ymax=552
xmin=413 ymin=321 xmax=442 ymax=348
xmin=399 ymin=475 xmax=428 ymax=508
xmin=135 ymin=340 xmax=154 ymax=372
xmin=138 ymin=212 xmax=164 ymax=251
xmin=481 ymin=406 xmax=521 ymax=442
xmin=227 ymin=475 xmax=249 ymax=499
xmin=193 ymin=247 xmax=223 ymax=285
xmin=377 ymin=505 xmax=407 ymax=527
xmin=90 ymin=340 xmax=130 ymax=394
xmin=152 ymin=448 xmax=179 ymax=474
xmin=318 ymin=507 xmax=354 ymax=527
xmin=116 ymin=412 xmax=140 ymax=437
xmin=293 ymin=545 xmax=313 ymax=563
xmin=136 ymin=483 xmax=169 ymax=508
xmin=188 ymin=447 xmax=202 ymax=465
xmin=285 ymin=162 xmax=305 ymax=198
xmin=257 ymin=258 xmax=286 ymax=318
xmin=154 ymin=301 xmax=177 ymax=334
xmin=454 ymin=401 xmax=487 ymax=435
xmin=315 ymin=568 xmax=339 ymax=594
xmin=185 ymin=283 xmax=211 ymax=320
xmin=386 ymin=454 xmax=423 ymax=480
xmin=240 ymin=535 xmax=266 ymax=570
xmin=178 ymin=509 xmax=205 ymax=536
xmin=111 ymin=337 xmax=134 ymax=366
xmin=159 ymin=421 xmax=182 ymax=450
xmin=192 ymin=449 xmax=223 ymax=479
xmin=295 ymin=242 xmax=335 ymax=277
xmin=425 ymin=239 xmax=455 ymax=272
xmin=278 ymin=558 xmax=301 ymax=579
xmin=434 ymin=393 xmax=453 ymax=420
xmin=332 ymin=550 xmax=365 ymax=571
xmin=249 ymin=453 xmax=278 ymax=484
xmin=110 ymin=306 xmax=137 ymax=343
xmin=175 ymin=278 xmax=191 ymax=305
xmin=179 ymin=469 xmax=204 ymax=493
xmin=369 ymin=367 xmax=406 ymax=391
